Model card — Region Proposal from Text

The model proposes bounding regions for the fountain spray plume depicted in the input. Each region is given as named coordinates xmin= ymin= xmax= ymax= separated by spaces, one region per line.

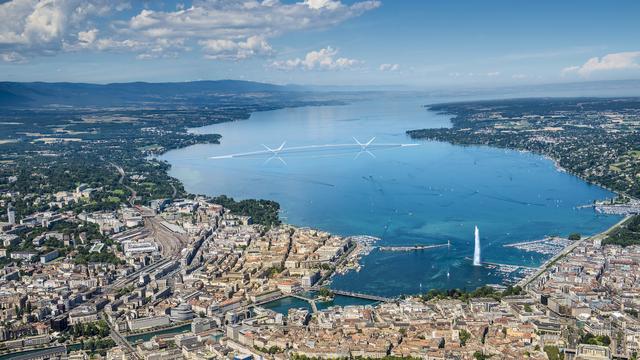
xmin=473 ymin=225 xmax=481 ymax=266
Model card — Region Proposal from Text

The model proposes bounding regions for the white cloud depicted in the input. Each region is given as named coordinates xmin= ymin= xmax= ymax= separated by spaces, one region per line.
xmin=0 ymin=0 xmax=129 ymax=60
xmin=379 ymin=63 xmax=399 ymax=72
xmin=304 ymin=0 xmax=342 ymax=10
xmin=200 ymin=35 xmax=272 ymax=60
xmin=120 ymin=0 xmax=379 ymax=61
xmin=0 ymin=0 xmax=380 ymax=62
xmin=0 ymin=51 xmax=26 ymax=63
xmin=271 ymin=47 xmax=361 ymax=71
xmin=77 ymin=29 xmax=98 ymax=45
xmin=448 ymin=71 xmax=501 ymax=78
xmin=511 ymin=73 xmax=528 ymax=79
xmin=563 ymin=51 xmax=640 ymax=76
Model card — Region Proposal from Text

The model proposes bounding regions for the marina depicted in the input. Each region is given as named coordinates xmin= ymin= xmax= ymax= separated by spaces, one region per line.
xmin=503 ymin=236 xmax=573 ymax=255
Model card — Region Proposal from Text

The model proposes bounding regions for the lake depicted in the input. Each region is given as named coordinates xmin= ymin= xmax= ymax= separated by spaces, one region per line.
xmin=161 ymin=94 xmax=621 ymax=297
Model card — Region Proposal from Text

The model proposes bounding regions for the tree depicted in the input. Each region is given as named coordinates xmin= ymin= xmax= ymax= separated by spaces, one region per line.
xmin=459 ymin=329 xmax=471 ymax=346
xmin=317 ymin=287 xmax=334 ymax=298
xmin=568 ymin=233 xmax=581 ymax=241
xmin=473 ymin=351 xmax=491 ymax=360
xmin=544 ymin=345 xmax=563 ymax=360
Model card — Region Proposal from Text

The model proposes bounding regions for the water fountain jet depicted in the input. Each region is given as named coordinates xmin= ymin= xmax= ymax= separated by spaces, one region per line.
xmin=473 ymin=226 xmax=481 ymax=266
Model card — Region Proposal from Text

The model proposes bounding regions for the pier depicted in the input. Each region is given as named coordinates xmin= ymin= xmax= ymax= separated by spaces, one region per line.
xmin=503 ymin=238 xmax=556 ymax=248
xmin=481 ymin=260 xmax=537 ymax=270
xmin=377 ymin=242 xmax=449 ymax=252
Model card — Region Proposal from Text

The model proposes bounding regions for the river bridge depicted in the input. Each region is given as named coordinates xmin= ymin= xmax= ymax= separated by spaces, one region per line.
xmin=331 ymin=289 xmax=395 ymax=302
xmin=308 ymin=287 xmax=395 ymax=302
xmin=291 ymin=294 xmax=319 ymax=313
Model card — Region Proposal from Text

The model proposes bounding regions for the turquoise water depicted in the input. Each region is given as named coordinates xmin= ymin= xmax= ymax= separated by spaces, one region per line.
xmin=161 ymin=94 xmax=621 ymax=297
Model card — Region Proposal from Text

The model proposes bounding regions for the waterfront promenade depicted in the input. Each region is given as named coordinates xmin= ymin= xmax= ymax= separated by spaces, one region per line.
xmin=518 ymin=214 xmax=632 ymax=288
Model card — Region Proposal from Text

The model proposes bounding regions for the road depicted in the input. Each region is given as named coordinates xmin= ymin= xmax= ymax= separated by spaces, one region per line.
xmin=110 ymin=163 xmax=137 ymax=206
xmin=170 ymin=182 xmax=177 ymax=198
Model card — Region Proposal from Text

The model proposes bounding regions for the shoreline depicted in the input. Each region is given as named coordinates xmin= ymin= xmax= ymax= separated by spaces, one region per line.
xmin=158 ymin=101 xmax=628 ymax=295
xmin=517 ymin=214 xmax=632 ymax=289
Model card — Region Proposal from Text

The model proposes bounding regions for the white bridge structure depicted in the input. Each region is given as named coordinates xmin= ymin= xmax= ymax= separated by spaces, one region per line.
xmin=210 ymin=137 xmax=418 ymax=161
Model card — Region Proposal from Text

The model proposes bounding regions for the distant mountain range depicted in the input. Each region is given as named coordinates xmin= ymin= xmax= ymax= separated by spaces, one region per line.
xmin=0 ymin=80 xmax=302 ymax=107
xmin=1 ymin=79 xmax=639 ymax=108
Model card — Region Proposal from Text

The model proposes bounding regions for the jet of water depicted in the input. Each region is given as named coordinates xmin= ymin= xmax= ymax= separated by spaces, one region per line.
xmin=473 ymin=225 xmax=481 ymax=266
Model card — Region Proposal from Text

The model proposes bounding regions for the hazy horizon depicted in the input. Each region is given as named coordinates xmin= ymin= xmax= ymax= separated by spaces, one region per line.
xmin=1 ymin=1 xmax=640 ymax=87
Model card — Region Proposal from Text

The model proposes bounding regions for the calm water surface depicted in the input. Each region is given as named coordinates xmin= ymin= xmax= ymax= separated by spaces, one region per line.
xmin=161 ymin=94 xmax=621 ymax=297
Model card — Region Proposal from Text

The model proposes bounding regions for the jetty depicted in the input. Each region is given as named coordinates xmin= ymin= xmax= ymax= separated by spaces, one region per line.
xmin=503 ymin=238 xmax=558 ymax=248
xmin=481 ymin=260 xmax=537 ymax=270
xmin=377 ymin=241 xmax=449 ymax=252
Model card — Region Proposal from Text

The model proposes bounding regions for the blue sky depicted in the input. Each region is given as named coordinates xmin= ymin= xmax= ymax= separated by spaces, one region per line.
xmin=1 ymin=0 xmax=639 ymax=87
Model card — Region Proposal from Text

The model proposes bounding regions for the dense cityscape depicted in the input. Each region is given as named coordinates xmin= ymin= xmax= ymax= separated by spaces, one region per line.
xmin=0 ymin=91 xmax=639 ymax=359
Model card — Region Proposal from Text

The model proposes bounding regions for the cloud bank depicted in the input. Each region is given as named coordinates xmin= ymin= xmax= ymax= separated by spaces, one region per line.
xmin=0 ymin=0 xmax=380 ymax=62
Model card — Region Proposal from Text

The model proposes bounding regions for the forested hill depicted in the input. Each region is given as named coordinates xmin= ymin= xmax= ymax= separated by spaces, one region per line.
xmin=0 ymin=80 xmax=301 ymax=107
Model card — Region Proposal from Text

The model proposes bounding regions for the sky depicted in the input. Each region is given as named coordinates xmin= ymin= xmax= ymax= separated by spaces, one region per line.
xmin=1 ymin=0 xmax=639 ymax=87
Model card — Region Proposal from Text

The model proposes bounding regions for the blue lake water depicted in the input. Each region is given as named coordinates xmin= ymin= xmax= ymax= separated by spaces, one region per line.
xmin=161 ymin=94 xmax=621 ymax=297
